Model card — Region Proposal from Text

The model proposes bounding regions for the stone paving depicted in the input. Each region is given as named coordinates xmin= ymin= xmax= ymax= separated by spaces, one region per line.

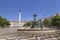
xmin=0 ymin=28 xmax=60 ymax=40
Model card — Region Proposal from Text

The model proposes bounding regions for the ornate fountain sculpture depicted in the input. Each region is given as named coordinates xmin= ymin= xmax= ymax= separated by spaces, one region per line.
xmin=31 ymin=12 xmax=39 ymax=28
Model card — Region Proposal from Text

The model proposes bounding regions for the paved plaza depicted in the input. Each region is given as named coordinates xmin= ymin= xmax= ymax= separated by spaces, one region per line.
xmin=0 ymin=28 xmax=60 ymax=40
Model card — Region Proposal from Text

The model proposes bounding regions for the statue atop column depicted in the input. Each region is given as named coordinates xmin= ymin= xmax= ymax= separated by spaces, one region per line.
xmin=19 ymin=10 xmax=22 ymax=27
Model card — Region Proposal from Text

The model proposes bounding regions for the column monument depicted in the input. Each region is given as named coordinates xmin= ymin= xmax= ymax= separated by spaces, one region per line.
xmin=19 ymin=10 xmax=22 ymax=27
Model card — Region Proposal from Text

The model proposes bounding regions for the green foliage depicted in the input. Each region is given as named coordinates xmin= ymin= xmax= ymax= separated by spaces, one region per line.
xmin=51 ymin=14 xmax=60 ymax=27
xmin=43 ymin=18 xmax=52 ymax=27
xmin=23 ymin=22 xmax=31 ymax=26
xmin=43 ymin=13 xmax=60 ymax=29
xmin=0 ymin=16 xmax=10 ymax=28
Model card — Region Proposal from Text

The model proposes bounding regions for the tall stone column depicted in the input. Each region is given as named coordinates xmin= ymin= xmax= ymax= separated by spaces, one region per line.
xmin=19 ymin=10 xmax=22 ymax=27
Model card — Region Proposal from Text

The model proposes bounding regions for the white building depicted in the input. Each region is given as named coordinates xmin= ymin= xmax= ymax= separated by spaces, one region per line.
xmin=10 ymin=21 xmax=24 ymax=28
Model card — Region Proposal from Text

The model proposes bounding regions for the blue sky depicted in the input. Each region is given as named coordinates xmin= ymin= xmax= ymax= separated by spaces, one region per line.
xmin=0 ymin=0 xmax=60 ymax=21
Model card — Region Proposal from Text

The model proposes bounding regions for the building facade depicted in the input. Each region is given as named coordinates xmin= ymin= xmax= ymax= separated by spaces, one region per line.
xmin=10 ymin=21 xmax=24 ymax=28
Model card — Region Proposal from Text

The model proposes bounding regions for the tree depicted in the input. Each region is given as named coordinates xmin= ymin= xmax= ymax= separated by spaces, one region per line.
xmin=43 ymin=18 xmax=52 ymax=28
xmin=51 ymin=14 xmax=60 ymax=29
xmin=0 ymin=16 xmax=4 ymax=28
xmin=23 ymin=22 xmax=31 ymax=26
xmin=0 ymin=16 xmax=10 ymax=28
xmin=3 ymin=18 xmax=10 ymax=27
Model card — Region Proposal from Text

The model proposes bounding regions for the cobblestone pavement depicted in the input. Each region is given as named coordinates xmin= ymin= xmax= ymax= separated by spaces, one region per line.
xmin=0 ymin=28 xmax=60 ymax=40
